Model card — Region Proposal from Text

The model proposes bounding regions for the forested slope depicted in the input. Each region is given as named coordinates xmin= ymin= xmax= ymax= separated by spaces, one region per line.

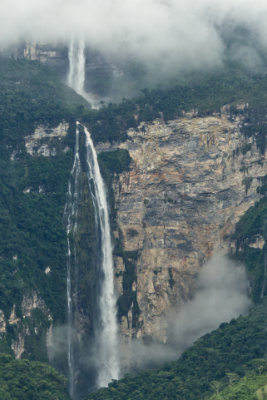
xmin=0 ymin=58 xmax=86 ymax=327
xmin=0 ymin=354 xmax=70 ymax=400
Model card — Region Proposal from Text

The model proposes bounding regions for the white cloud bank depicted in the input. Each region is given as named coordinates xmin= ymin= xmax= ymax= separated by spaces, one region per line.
xmin=1 ymin=0 xmax=267 ymax=76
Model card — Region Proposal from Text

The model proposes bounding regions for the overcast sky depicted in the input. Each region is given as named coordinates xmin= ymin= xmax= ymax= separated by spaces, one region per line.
xmin=1 ymin=0 xmax=267 ymax=76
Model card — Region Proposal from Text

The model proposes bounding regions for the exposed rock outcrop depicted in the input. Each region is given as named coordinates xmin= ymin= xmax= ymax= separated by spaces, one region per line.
xmin=24 ymin=121 xmax=69 ymax=157
xmin=248 ymin=235 xmax=265 ymax=250
xmin=8 ymin=292 xmax=52 ymax=359
xmin=0 ymin=311 xmax=6 ymax=334
xmin=113 ymin=111 xmax=266 ymax=341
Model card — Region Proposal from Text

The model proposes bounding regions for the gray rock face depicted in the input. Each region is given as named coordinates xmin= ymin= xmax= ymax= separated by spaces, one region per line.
xmin=113 ymin=111 xmax=266 ymax=341
xmin=8 ymin=292 xmax=52 ymax=359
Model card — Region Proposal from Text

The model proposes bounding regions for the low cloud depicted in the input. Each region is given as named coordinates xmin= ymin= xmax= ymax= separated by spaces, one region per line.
xmin=1 ymin=0 xmax=267 ymax=81
xmin=46 ymin=254 xmax=251 ymax=387
xmin=121 ymin=254 xmax=251 ymax=372
xmin=167 ymin=254 xmax=251 ymax=350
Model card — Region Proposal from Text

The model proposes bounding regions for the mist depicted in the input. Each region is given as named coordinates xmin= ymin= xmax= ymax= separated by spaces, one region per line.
xmin=1 ymin=0 xmax=267 ymax=83
xmin=46 ymin=255 xmax=251 ymax=388
xmin=121 ymin=254 xmax=251 ymax=372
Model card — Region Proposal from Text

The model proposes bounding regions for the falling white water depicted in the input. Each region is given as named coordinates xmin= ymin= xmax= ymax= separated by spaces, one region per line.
xmin=80 ymin=122 xmax=120 ymax=387
xmin=68 ymin=38 xmax=87 ymax=99
xmin=66 ymin=39 xmax=119 ymax=391
xmin=68 ymin=39 xmax=100 ymax=108
xmin=64 ymin=124 xmax=81 ymax=399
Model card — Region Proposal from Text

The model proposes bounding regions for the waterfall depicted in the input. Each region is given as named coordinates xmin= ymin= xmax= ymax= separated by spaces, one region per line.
xmin=68 ymin=39 xmax=87 ymax=99
xmin=64 ymin=121 xmax=120 ymax=397
xmin=66 ymin=35 xmax=120 ymax=392
xmin=64 ymin=124 xmax=81 ymax=399
xmin=81 ymin=123 xmax=120 ymax=387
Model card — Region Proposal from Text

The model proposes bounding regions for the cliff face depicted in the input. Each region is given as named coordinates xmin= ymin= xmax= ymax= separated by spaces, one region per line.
xmin=112 ymin=109 xmax=266 ymax=341
xmin=3 ymin=108 xmax=266 ymax=358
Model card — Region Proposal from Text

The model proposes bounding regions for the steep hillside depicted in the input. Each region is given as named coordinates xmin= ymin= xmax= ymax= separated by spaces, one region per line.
xmin=0 ymin=58 xmax=89 ymax=360
xmin=208 ymin=369 xmax=267 ymax=400
xmin=231 ymin=197 xmax=267 ymax=302
xmin=0 ymin=57 xmax=89 ymax=149
xmin=0 ymin=353 xmax=70 ymax=400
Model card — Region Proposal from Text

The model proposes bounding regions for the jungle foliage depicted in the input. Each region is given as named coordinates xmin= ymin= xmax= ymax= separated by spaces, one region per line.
xmin=0 ymin=58 xmax=83 ymax=359
xmin=0 ymin=353 xmax=70 ymax=400
xmin=0 ymin=151 xmax=73 ymax=322
xmin=81 ymin=65 xmax=267 ymax=155
xmin=208 ymin=367 xmax=267 ymax=400
xmin=0 ymin=57 xmax=88 ymax=152
xmin=87 ymin=299 xmax=267 ymax=400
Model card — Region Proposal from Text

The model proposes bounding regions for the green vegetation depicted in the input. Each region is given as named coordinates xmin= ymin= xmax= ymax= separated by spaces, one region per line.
xmin=82 ymin=66 xmax=267 ymax=155
xmin=0 ymin=57 xmax=88 ymax=152
xmin=97 ymin=148 xmax=131 ymax=231
xmin=0 ymin=57 xmax=85 ymax=358
xmin=2 ymin=58 xmax=266 ymax=154
xmin=98 ymin=149 xmax=131 ymax=174
xmin=0 ymin=57 xmax=135 ymax=372
xmin=231 ymin=198 xmax=267 ymax=302
xmin=0 ymin=353 xmax=70 ymax=400
xmin=87 ymin=299 xmax=267 ymax=400
xmin=0 ymin=151 xmax=73 ymax=322
xmin=208 ymin=368 xmax=267 ymax=400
